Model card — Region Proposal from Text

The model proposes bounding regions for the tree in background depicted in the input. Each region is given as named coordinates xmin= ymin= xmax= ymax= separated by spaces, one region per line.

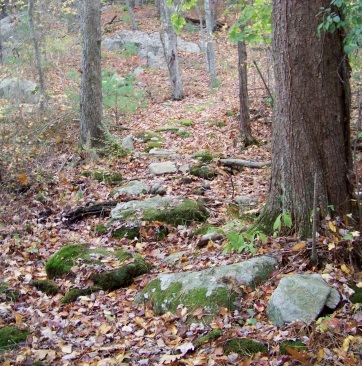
xmin=80 ymin=0 xmax=104 ymax=148
xmin=204 ymin=0 xmax=218 ymax=87
xmin=257 ymin=0 xmax=352 ymax=237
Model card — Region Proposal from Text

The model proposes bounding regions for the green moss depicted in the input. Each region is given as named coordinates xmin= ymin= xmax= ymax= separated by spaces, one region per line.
xmin=193 ymin=150 xmax=214 ymax=163
xmin=93 ymin=257 xmax=151 ymax=291
xmin=144 ymin=141 xmax=163 ymax=152
xmin=350 ymin=285 xmax=362 ymax=304
xmin=190 ymin=223 xmax=214 ymax=237
xmin=194 ymin=329 xmax=223 ymax=348
xmin=112 ymin=223 xmax=140 ymax=239
xmin=143 ymin=199 xmax=209 ymax=226
xmin=61 ymin=288 xmax=97 ymax=304
xmin=91 ymin=223 xmax=108 ymax=235
xmin=190 ymin=164 xmax=216 ymax=179
xmin=45 ymin=244 xmax=110 ymax=279
xmin=83 ymin=170 xmax=122 ymax=185
xmin=0 ymin=326 xmax=29 ymax=352
xmin=280 ymin=340 xmax=307 ymax=355
xmin=179 ymin=119 xmax=193 ymax=126
xmin=157 ymin=126 xmax=180 ymax=132
xmin=115 ymin=249 xmax=133 ymax=262
xmin=134 ymin=130 xmax=160 ymax=142
xmin=0 ymin=282 xmax=19 ymax=301
xmin=32 ymin=280 xmax=59 ymax=296
xmin=178 ymin=129 xmax=191 ymax=138
xmin=224 ymin=338 xmax=267 ymax=357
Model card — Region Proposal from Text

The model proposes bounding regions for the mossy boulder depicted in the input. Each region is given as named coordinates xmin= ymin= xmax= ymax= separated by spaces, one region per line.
xmin=111 ymin=196 xmax=209 ymax=226
xmin=190 ymin=164 xmax=216 ymax=179
xmin=82 ymin=170 xmax=122 ymax=185
xmin=194 ymin=329 xmax=222 ymax=348
xmin=0 ymin=282 xmax=19 ymax=301
xmin=280 ymin=340 xmax=307 ymax=355
xmin=61 ymin=288 xmax=98 ymax=304
xmin=157 ymin=126 xmax=180 ymax=133
xmin=32 ymin=280 xmax=59 ymax=296
xmin=135 ymin=256 xmax=277 ymax=322
xmin=224 ymin=338 xmax=267 ymax=357
xmin=0 ymin=326 xmax=29 ymax=352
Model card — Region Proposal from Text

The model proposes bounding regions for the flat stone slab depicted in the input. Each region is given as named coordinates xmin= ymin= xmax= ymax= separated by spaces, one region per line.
xmin=267 ymin=273 xmax=341 ymax=326
xmin=135 ymin=256 xmax=278 ymax=318
xmin=149 ymin=161 xmax=177 ymax=175
xmin=110 ymin=180 xmax=150 ymax=198
xmin=148 ymin=148 xmax=177 ymax=157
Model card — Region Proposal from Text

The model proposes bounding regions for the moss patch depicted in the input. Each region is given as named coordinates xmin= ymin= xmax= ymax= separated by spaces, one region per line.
xmin=32 ymin=280 xmax=59 ymax=296
xmin=61 ymin=288 xmax=98 ymax=304
xmin=280 ymin=340 xmax=307 ymax=355
xmin=144 ymin=141 xmax=163 ymax=152
xmin=83 ymin=170 xmax=122 ymax=185
xmin=190 ymin=164 xmax=216 ymax=179
xmin=91 ymin=223 xmax=108 ymax=236
xmin=0 ymin=326 xmax=29 ymax=352
xmin=350 ymin=285 xmax=362 ymax=304
xmin=142 ymin=199 xmax=209 ymax=226
xmin=0 ymin=282 xmax=19 ymax=301
xmin=112 ymin=223 xmax=140 ymax=239
xmin=134 ymin=130 xmax=160 ymax=142
xmin=193 ymin=150 xmax=215 ymax=163
xmin=194 ymin=329 xmax=222 ymax=348
xmin=224 ymin=338 xmax=267 ymax=357
xmin=157 ymin=126 xmax=180 ymax=132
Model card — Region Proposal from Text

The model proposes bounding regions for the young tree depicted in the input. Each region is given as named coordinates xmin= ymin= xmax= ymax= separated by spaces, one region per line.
xmin=257 ymin=0 xmax=352 ymax=237
xmin=160 ymin=0 xmax=184 ymax=100
xmin=80 ymin=0 xmax=104 ymax=148
xmin=204 ymin=0 xmax=218 ymax=87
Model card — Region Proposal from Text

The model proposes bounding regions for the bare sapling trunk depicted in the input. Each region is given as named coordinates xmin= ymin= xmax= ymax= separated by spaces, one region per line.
xmin=238 ymin=40 xmax=255 ymax=147
xmin=204 ymin=0 xmax=218 ymax=87
xmin=80 ymin=0 xmax=104 ymax=148
xmin=125 ymin=0 xmax=138 ymax=30
xmin=28 ymin=0 xmax=46 ymax=113
xmin=160 ymin=0 xmax=184 ymax=100
xmin=256 ymin=0 xmax=352 ymax=237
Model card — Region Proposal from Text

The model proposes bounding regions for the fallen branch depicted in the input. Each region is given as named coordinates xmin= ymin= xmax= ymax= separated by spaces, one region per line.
xmin=219 ymin=158 xmax=271 ymax=169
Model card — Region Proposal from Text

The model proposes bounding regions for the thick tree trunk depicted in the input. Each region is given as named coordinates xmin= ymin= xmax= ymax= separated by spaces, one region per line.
xmin=161 ymin=0 xmax=184 ymax=101
xmin=28 ymin=0 xmax=46 ymax=112
xmin=258 ymin=0 xmax=352 ymax=237
xmin=204 ymin=0 xmax=218 ymax=87
xmin=238 ymin=40 xmax=255 ymax=147
xmin=80 ymin=0 xmax=104 ymax=148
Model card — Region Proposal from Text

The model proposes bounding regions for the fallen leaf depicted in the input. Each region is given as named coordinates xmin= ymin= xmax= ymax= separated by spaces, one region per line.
xmin=176 ymin=341 xmax=194 ymax=356
xmin=292 ymin=242 xmax=306 ymax=251
xmin=328 ymin=221 xmax=337 ymax=232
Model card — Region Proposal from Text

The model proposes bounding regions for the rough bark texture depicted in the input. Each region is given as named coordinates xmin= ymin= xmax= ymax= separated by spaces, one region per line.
xmin=125 ymin=0 xmax=138 ymax=30
xmin=204 ymin=0 xmax=218 ymax=87
xmin=238 ymin=40 xmax=255 ymax=147
xmin=80 ymin=0 xmax=104 ymax=148
xmin=258 ymin=0 xmax=352 ymax=237
xmin=28 ymin=0 xmax=45 ymax=112
xmin=161 ymin=0 xmax=184 ymax=100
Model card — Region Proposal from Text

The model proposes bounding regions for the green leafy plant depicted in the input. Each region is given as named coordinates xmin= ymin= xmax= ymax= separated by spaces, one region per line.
xmin=273 ymin=212 xmax=292 ymax=236
xmin=223 ymin=229 xmax=267 ymax=254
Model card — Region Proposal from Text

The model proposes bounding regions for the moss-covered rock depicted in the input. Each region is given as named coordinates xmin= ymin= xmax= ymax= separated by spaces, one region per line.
xmin=193 ymin=150 xmax=215 ymax=163
xmin=0 ymin=282 xmax=19 ymax=301
xmin=194 ymin=329 xmax=223 ymax=348
xmin=224 ymin=338 xmax=267 ymax=357
xmin=349 ymin=283 xmax=362 ymax=304
xmin=279 ymin=340 xmax=307 ymax=355
xmin=144 ymin=141 xmax=163 ymax=152
xmin=135 ymin=256 xmax=278 ymax=322
xmin=190 ymin=164 xmax=216 ymax=179
xmin=0 ymin=326 xmax=29 ymax=352
xmin=157 ymin=126 xmax=180 ymax=132
xmin=32 ymin=280 xmax=59 ymax=296
xmin=177 ymin=128 xmax=191 ymax=138
xmin=82 ymin=170 xmax=122 ymax=185
xmin=61 ymin=288 xmax=98 ymax=304
xmin=112 ymin=222 xmax=140 ymax=239
xmin=111 ymin=196 xmax=209 ymax=227
xmin=134 ymin=130 xmax=161 ymax=143
xmin=91 ymin=223 xmax=108 ymax=236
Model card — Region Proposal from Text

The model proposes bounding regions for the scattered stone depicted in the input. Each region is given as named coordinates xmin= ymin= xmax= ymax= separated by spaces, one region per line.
xmin=122 ymin=134 xmax=135 ymax=151
xmin=110 ymin=180 xmax=150 ymax=198
xmin=163 ymin=251 xmax=188 ymax=264
xmin=234 ymin=196 xmax=256 ymax=205
xmin=111 ymin=196 xmax=209 ymax=226
xmin=267 ymin=273 xmax=341 ymax=326
xmin=196 ymin=232 xmax=225 ymax=248
xmin=149 ymin=161 xmax=177 ymax=175
xmin=134 ymin=256 xmax=278 ymax=320
xmin=0 ymin=77 xmax=38 ymax=103
xmin=180 ymin=177 xmax=193 ymax=184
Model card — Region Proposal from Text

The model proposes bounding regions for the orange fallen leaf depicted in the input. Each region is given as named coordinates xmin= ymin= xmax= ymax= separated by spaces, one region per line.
xmin=292 ymin=242 xmax=306 ymax=251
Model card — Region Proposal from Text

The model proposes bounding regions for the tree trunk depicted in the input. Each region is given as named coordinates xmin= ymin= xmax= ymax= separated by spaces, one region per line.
xmin=161 ymin=0 xmax=184 ymax=101
xmin=238 ymin=40 xmax=255 ymax=147
xmin=80 ymin=0 xmax=104 ymax=148
xmin=125 ymin=0 xmax=138 ymax=30
xmin=28 ymin=0 xmax=46 ymax=113
xmin=204 ymin=0 xmax=218 ymax=87
xmin=257 ymin=0 xmax=352 ymax=237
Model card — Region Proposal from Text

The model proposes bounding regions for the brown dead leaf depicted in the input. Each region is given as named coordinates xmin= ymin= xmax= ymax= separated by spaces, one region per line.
xmin=292 ymin=242 xmax=306 ymax=251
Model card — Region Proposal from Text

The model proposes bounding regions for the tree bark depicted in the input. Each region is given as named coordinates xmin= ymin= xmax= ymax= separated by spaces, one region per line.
xmin=257 ymin=0 xmax=352 ymax=237
xmin=80 ymin=0 xmax=104 ymax=148
xmin=238 ymin=40 xmax=255 ymax=147
xmin=125 ymin=0 xmax=138 ymax=30
xmin=160 ymin=0 xmax=184 ymax=101
xmin=28 ymin=0 xmax=46 ymax=112
xmin=204 ymin=0 xmax=218 ymax=87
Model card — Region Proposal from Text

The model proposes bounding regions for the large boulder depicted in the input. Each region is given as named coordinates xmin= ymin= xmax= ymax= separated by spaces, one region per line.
xmin=267 ymin=273 xmax=341 ymax=326
xmin=135 ymin=256 xmax=278 ymax=320
xmin=102 ymin=30 xmax=200 ymax=68
xmin=110 ymin=195 xmax=209 ymax=226
xmin=0 ymin=77 xmax=38 ymax=103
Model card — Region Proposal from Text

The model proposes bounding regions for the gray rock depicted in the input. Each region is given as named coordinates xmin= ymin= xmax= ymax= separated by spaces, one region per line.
xmin=134 ymin=66 xmax=144 ymax=76
xmin=122 ymin=135 xmax=134 ymax=151
xmin=0 ymin=78 xmax=38 ymax=103
xmin=135 ymin=256 xmax=278 ymax=318
xmin=148 ymin=148 xmax=176 ymax=157
xmin=179 ymin=164 xmax=190 ymax=173
xmin=149 ymin=161 xmax=177 ymax=175
xmin=267 ymin=273 xmax=341 ymax=326
xmin=110 ymin=180 xmax=150 ymax=198
xmin=150 ymin=183 xmax=166 ymax=195
xmin=234 ymin=196 xmax=256 ymax=205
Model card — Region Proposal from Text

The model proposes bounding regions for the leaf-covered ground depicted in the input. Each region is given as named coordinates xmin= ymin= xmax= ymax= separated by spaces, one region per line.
xmin=0 ymin=4 xmax=361 ymax=365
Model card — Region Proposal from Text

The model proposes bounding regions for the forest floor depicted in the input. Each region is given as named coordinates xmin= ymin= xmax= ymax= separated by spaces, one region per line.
xmin=0 ymin=4 xmax=361 ymax=366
